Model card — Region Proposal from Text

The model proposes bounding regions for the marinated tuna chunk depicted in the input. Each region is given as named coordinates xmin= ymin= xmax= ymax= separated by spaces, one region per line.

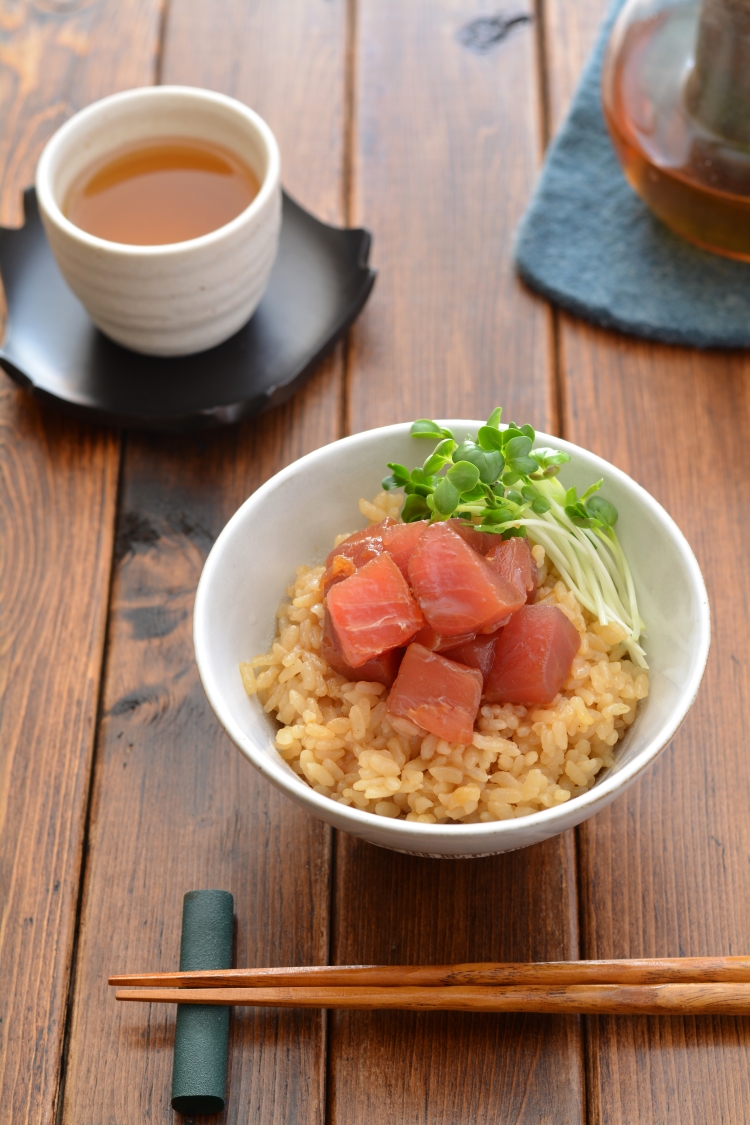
xmin=381 ymin=520 xmax=427 ymax=579
xmin=486 ymin=537 xmax=538 ymax=604
xmin=321 ymin=608 xmax=404 ymax=687
xmin=326 ymin=552 xmax=423 ymax=668
xmin=412 ymin=623 xmax=477 ymax=652
xmin=484 ymin=604 xmax=580 ymax=704
xmin=323 ymin=520 xmax=393 ymax=592
xmin=377 ymin=518 xmax=490 ymax=583
xmin=408 ymin=523 xmax=525 ymax=636
xmin=388 ymin=642 xmax=483 ymax=745
xmin=442 ymin=632 xmax=499 ymax=688
xmin=445 ymin=519 xmax=493 ymax=556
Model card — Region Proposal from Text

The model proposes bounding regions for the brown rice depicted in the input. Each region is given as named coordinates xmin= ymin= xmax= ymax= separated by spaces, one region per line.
xmin=241 ymin=491 xmax=649 ymax=824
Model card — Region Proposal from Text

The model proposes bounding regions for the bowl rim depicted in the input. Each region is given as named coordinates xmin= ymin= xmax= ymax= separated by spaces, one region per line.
xmin=35 ymin=85 xmax=281 ymax=257
xmin=193 ymin=420 xmax=711 ymax=841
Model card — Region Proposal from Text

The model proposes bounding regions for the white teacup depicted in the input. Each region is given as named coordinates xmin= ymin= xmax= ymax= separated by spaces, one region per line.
xmin=36 ymin=86 xmax=281 ymax=357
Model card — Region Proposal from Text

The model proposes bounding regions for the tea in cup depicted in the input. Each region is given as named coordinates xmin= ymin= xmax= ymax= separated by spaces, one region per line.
xmin=36 ymin=86 xmax=281 ymax=357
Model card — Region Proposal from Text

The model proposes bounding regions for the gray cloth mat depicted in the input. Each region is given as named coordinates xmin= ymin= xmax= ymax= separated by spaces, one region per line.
xmin=514 ymin=0 xmax=750 ymax=349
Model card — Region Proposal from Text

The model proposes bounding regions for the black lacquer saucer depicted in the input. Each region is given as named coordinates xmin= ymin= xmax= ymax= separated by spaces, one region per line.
xmin=0 ymin=188 xmax=375 ymax=431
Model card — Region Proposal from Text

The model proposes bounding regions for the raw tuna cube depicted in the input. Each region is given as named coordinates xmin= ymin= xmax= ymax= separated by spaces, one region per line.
xmin=442 ymin=632 xmax=499 ymax=688
xmin=445 ymin=519 xmax=493 ymax=555
xmin=327 ymin=552 xmax=423 ymax=668
xmin=323 ymin=519 xmax=393 ymax=592
xmin=486 ymin=537 xmax=538 ymax=604
xmin=484 ymin=604 xmax=580 ymax=704
xmin=387 ymin=643 xmax=483 ymax=745
xmin=408 ymin=523 xmax=525 ymax=637
xmin=412 ymin=623 xmax=477 ymax=652
xmin=321 ymin=609 xmax=404 ymax=687
xmin=382 ymin=520 xmax=428 ymax=579
xmin=381 ymin=519 xmax=491 ymax=585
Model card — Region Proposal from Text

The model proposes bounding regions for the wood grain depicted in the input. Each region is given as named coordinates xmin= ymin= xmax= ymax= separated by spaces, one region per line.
xmin=114 ymin=983 xmax=750 ymax=1015
xmin=328 ymin=839 xmax=583 ymax=1125
xmin=330 ymin=3 xmax=581 ymax=1123
xmin=0 ymin=0 xmax=164 ymax=228
xmin=0 ymin=387 xmax=119 ymax=1125
xmin=543 ymin=0 xmax=607 ymax=134
xmin=60 ymin=408 xmax=343 ymax=1125
xmin=109 ymin=956 xmax=750 ymax=989
xmin=543 ymin=0 xmax=750 ymax=1119
xmin=346 ymin=0 xmax=554 ymax=430
xmin=58 ymin=3 xmax=349 ymax=1123
xmin=0 ymin=3 xmax=162 ymax=1123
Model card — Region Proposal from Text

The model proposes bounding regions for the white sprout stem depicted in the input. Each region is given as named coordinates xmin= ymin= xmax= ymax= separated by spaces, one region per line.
xmin=591 ymin=528 xmax=634 ymax=616
xmin=509 ymin=520 xmax=598 ymax=615
xmin=538 ymin=508 xmax=617 ymax=625
xmin=498 ymin=515 xmax=647 ymax=667
xmin=601 ymin=529 xmax=645 ymax=638
xmin=535 ymin=486 xmax=639 ymax=627
xmin=436 ymin=469 xmax=648 ymax=668
xmin=539 ymin=503 xmax=633 ymax=631
xmin=508 ymin=518 xmax=624 ymax=629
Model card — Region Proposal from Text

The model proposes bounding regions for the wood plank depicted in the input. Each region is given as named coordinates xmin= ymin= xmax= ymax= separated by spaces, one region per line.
xmin=346 ymin=0 xmax=554 ymax=430
xmin=331 ymin=3 xmax=583 ymax=1123
xmin=59 ymin=2 xmax=349 ymax=1122
xmin=330 ymin=837 xmax=583 ymax=1125
xmin=0 ymin=0 xmax=163 ymax=228
xmin=0 ymin=3 xmax=162 ymax=1123
xmin=543 ymin=0 xmax=750 ymax=1119
xmin=0 ymin=391 xmax=119 ymax=1125
xmin=543 ymin=0 xmax=607 ymax=134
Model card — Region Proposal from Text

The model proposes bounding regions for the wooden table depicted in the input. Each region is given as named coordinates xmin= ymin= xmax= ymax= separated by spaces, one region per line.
xmin=2 ymin=1 xmax=749 ymax=1122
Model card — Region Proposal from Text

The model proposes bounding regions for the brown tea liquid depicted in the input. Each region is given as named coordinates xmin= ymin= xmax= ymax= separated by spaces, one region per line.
xmin=65 ymin=137 xmax=260 ymax=245
xmin=602 ymin=1 xmax=750 ymax=261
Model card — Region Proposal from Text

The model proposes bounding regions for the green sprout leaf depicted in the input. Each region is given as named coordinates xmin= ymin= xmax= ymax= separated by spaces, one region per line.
xmin=477 ymin=425 xmax=505 ymax=453
xmin=383 ymin=462 xmax=411 ymax=490
xmin=447 ymin=460 xmax=481 ymax=493
xmin=531 ymin=447 xmax=570 ymax=471
xmin=586 ymin=495 xmax=618 ymax=527
xmin=422 ymin=438 xmax=457 ymax=475
xmin=453 ymin=441 xmax=503 ymax=483
xmin=452 ymin=439 xmax=477 ymax=461
xmin=401 ymin=494 xmax=431 ymax=522
xmin=504 ymin=435 xmax=533 ymax=461
xmin=411 ymin=419 xmax=454 ymax=440
xmin=565 ymin=500 xmax=599 ymax=527
xmin=486 ymin=407 xmax=503 ymax=428
xmin=433 ymin=477 xmax=460 ymax=515
xmin=457 ymin=483 xmax=486 ymax=504
xmin=580 ymin=479 xmax=603 ymax=503
xmin=507 ymin=455 xmax=538 ymax=476
xmin=480 ymin=508 xmax=509 ymax=526
xmin=480 ymin=450 xmax=504 ymax=482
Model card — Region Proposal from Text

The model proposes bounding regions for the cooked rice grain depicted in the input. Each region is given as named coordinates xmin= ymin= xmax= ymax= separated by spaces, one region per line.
xmin=241 ymin=492 xmax=649 ymax=824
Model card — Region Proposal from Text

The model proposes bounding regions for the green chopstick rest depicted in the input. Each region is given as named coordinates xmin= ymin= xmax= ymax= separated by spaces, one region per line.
xmin=171 ymin=889 xmax=234 ymax=1116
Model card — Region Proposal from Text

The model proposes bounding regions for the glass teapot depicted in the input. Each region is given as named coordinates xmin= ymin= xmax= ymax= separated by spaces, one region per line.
xmin=602 ymin=0 xmax=750 ymax=259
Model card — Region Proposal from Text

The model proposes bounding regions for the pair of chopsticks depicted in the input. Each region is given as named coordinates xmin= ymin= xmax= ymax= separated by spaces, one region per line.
xmin=111 ymin=958 xmax=750 ymax=1015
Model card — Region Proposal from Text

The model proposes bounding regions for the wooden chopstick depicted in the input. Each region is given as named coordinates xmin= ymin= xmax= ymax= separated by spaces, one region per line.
xmin=108 ymin=956 xmax=750 ymax=990
xmin=114 ymin=983 xmax=750 ymax=1015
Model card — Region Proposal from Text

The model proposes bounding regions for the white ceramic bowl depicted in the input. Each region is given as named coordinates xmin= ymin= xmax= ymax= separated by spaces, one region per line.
xmin=36 ymin=86 xmax=281 ymax=356
xmin=194 ymin=422 xmax=710 ymax=858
